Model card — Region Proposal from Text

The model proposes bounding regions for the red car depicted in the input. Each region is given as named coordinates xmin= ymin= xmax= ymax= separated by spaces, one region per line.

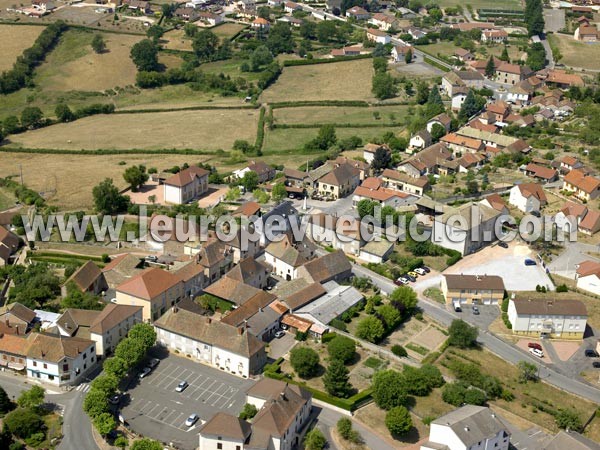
xmin=528 ymin=342 xmax=542 ymax=351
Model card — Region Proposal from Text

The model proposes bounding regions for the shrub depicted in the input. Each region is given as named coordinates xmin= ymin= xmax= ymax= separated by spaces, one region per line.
xmin=321 ymin=332 xmax=338 ymax=344
xmin=290 ymin=347 xmax=320 ymax=378
xmin=239 ymin=403 xmax=258 ymax=420
xmin=385 ymin=406 xmax=412 ymax=436
xmin=4 ymin=408 xmax=44 ymax=439
xmin=327 ymin=336 xmax=356 ymax=364
xmin=556 ymin=284 xmax=568 ymax=292
xmin=391 ymin=344 xmax=407 ymax=357
xmin=355 ymin=316 xmax=385 ymax=343
xmin=330 ymin=319 xmax=347 ymax=331
xmin=372 ymin=370 xmax=408 ymax=410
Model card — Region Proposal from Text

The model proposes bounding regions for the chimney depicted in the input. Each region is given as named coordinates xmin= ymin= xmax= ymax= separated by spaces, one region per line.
xmin=237 ymin=327 xmax=244 ymax=335
xmin=464 ymin=426 xmax=470 ymax=432
xmin=280 ymin=392 xmax=287 ymax=401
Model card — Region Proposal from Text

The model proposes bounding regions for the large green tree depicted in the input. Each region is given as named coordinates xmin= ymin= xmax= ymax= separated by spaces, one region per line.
xmin=372 ymin=72 xmax=397 ymax=100
xmin=385 ymin=406 xmax=413 ymax=436
xmin=92 ymin=178 xmax=130 ymax=214
xmin=93 ymin=412 xmax=116 ymax=436
xmin=130 ymin=39 xmax=159 ymax=71
xmin=0 ymin=386 xmax=13 ymax=414
xmin=131 ymin=438 xmax=164 ymax=450
xmin=327 ymin=336 xmax=356 ymax=364
xmin=448 ymin=319 xmax=478 ymax=348
xmin=21 ymin=106 xmax=43 ymax=129
xmin=389 ymin=286 xmax=418 ymax=313
xmin=323 ymin=359 xmax=353 ymax=398
xmin=372 ymin=370 xmax=408 ymax=410
xmin=4 ymin=408 xmax=44 ymax=439
xmin=17 ymin=385 xmax=45 ymax=410
xmin=355 ymin=316 xmax=385 ymax=343
xmin=193 ymin=30 xmax=220 ymax=60
xmin=91 ymin=34 xmax=106 ymax=54
xmin=304 ymin=428 xmax=327 ymax=450
xmin=290 ymin=347 xmax=320 ymax=378
xmin=128 ymin=323 xmax=157 ymax=350
xmin=123 ymin=165 xmax=149 ymax=191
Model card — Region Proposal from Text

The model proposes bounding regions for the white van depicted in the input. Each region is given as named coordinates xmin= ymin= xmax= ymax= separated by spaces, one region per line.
xmin=529 ymin=347 xmax=544 ymax=358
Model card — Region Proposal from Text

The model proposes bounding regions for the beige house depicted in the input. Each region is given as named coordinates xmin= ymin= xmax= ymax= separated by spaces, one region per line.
xmin=317 ymin=163 xmax=361 ymax=200
xmin=562 ymin=169 xmax=600 ymax=202
xmin=441 ymin=274 xmax=505 ymax=306
xmin=115 ymin=267 xmax=184 ymax=321
xmin=163 ymin=166 xmax=209 ymax=205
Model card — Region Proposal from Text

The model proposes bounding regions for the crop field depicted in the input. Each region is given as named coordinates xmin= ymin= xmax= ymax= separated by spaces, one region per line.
xmin=260 ymin=59 xmax=375 ymax=102
xmin=34 ymin=30 xmax=143 ymax=91
xmin=548 ymin=33 xmax=600 ymax=71
xmin=0 ymin=153 xmax=213 ymax=210
xmin=273 ymin=105 xmax=411 ymax=125
xmin=7 ymin=109 xmax=259 ymax=151
xmin=0 ymin=25 xmax=44 ymax=72
xmin=263 ymin=126 xmax=397 ymax=152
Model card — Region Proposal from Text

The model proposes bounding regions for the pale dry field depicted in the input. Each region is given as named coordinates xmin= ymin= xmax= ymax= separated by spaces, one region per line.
xmin=548 ymin=33 xmax=600 ymax=71
xmin=274 ymin=105 xmax=411 ymax=125
xmin=0 ymin=153 xmax=213 ymax=210
xmin=0 ymin=25 xmax=44 ymax=71
xmin=162 ymin=29 xmax=193 ymax=52
xmin=8 ymin=109 xmax=259 ymax=150
xmin=212 ymin=23 xmax=247 ymax=41
xmin=35 ymin=31 xmax=143 ymax=91
xmin=260 ymin=59 xmax=375 ymax=102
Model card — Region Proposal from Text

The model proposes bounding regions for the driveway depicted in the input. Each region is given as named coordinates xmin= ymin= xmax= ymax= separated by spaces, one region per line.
xmin=121 ymin=354 xmax=252 ymax=450
xmin=267 ymin=331 xmax=297 ymax=360
xmin=548 ymin=241 xmax=600 ymax=278
xmin=444 ymin=242 xmax=554 ymax=291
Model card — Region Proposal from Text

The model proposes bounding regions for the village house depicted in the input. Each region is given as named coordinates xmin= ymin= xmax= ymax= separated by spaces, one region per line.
xmin=575 ymin=24 xmax=599 ymax=42
xmin=252 ymin=17 xmax=270 ymax=31
xmin=576 ymin=261 xmax=600 ymax=296
xmin=264 ymin=234 xmax=317 ymax=281
xmin=203 ymin=277 xmax=263 ymax=307
xmin=101 ymin=254 xmax=144 ymax=289
xmin=432 ymin=202 xmax=502 ymax=256
xmin=363 ymin=143 xmax=390 ymax=165
xmin=173 ymin=6 xmax=199 ymax=22
xmin=163 ymin=166 xmax=209 ymax=205
xmin=544 ymin=430 xmax=600 ymax=450
xmin=441 ymin=274 xmax=505 ymax=307
xmin=346 ymin=5 xmax=370 ymax=20
xmin=440 ymin=133 xmax=485 ymax=154
xmin=0 ymin=333 xmax=32 ymax=371
xmin=509 ymin=183 xmax=547 ymax=213
xmin=0 ymin=226 xmax=20 ymax=266
xmin=495 ymin=63 xmax=533 ymax=85
xmin=55 ymin=304 xmax=143 ymax=357
xmin=61 ymin=260 xmax=108 ymax=297
xmin=441 ymin=71 xmax=485 ymax=96
xmin=366 ymin=28 xmax=391 ymax=45
xmin=508 ymin=296 xmax=588 ymax=340
xmin=540 ymin=69 xmax=585 ymax=89
xmin=454 ymin=48 xmax=475 ymax=62
xmin=335 ymin=156 xmax=370 ymax=181
xmin=554 ymin=201 xmax=588 ymax=233
xmin=560 ymin=155 xmax=584 ymax=173
xmin=197 ymin=11 xmax=222 ymax=26
xmin=277 ymin=15 xmax=303 ymax=27
xmin=409 ymin=130 xmax=432 ymax=151
xmin=580 ymin=210 xmax=600 ymax=236
xmin=155 ymin=307 xmax=266 ymax=378
xmin=456 ymin=127 xmax=519 ymax=151
xmin=123 ymin=0 xmax=152 ymax=14
xmin=0 ymin=302 xmax=37 ymax=332
xmin=330 ymin=46 xmax=363 ymax=57
xmin=391 ymin=44 xmax=412 ymax=62
xmin=295 ymin=250 xmax=353 ymax=284
xmin=481 ymin=29 xmax=508 ymax=43
xmin=421 ymin=405 xmax=510 ymax=450
xmin=399 ymin=142 xmax=453 ymax=176
xmin=283 ymin=168 xmax=310 ymax=187
xmin=524 ymin=163 xmax=559 ymax=183
xmin=295 ymin=282 xmax=364 ymax=327
xmin=220 ymin=293 xmax=283 ymax=341
xmin=479 ymin=193 xmax=509 ymax=215
xmin=26 ymin=333 xmax=97 ymax=386
xmin=114 ymin=267 xmax=184 ymax=322
xmin=451 ymin=88 xmax=470 ymax=111
xmin=233 ymin=160 xmax=276 ymax=183
xmin=317 ymin=163 xmax=361 ymax=199
xmin=427 ymin=113 xmax=452 ymax=133
xmin=358 ymin=240 xmax=394 ymax=264
xmin=306 ymin=213 xmax=364 ymax=256
xmin=451 ymin=22 xmax=497 ymax=32
xmin=352 ymin=177 xmax=416 ymax=209
xmin=369 ymin=12 xmax=396 ymax=30
xmin=198 ymin=379 xmax=312 ymax=450
xmin=224 ymin=257 xmax=270 ymax=289
xmin=562 ymin=169 xmax=600 ymax=202
xmin=283 ymin=1 xmax=301 ymax=13
xmin=381 ymin=170 xmax=430 ymax=196
xmin=258 ymin=201 xmax=300 ymax=246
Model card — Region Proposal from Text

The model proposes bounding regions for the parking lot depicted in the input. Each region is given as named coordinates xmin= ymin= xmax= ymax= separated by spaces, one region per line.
xmin=121 ymin=353 xmax=253 ymax=450
xmin=444 ymin=241 xmax=554 ymax=291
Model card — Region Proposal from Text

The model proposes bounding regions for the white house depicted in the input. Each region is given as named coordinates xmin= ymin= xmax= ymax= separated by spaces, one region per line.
xmin=163 ymin=166 xmax=209 ymax=205
xmin=508 ymin=296 xmax=588 ymax=340
xmin=508 ymin=183 xmax=547 ymax=213
xmin=358 ymin=240 xmax=394 ymax=264
xmin=369 ymin=12 xmax=396 ymax=31
xmin=452 ymin=90 xmax=469 ymax=110
xmin=26 ymin=333 xmax=97 ymax=386
xmin=554 ymin=201 xmax=587 ymax=234
xmin=409 ymin=130 xmax=432 ymax=151
xmin=199 ymin=379 xmax=312 ymax=450
xmin=366 ymin=28 xmax=391 ymax=44
xmin=363 ymin=143 xmax=389 ymax=164
xmin=264 ymin=234 xmax=316 ymax=281
xmin=391 ymin=44 xmax=412 ymax=62
xmin=154 ymin=307 xmax=267 ymax=378
xmin=421 ymin=405 xmax=510 ymax=450
xmin=283 ymin=1 xmax=301 ymax=13
xmin=306 ymin=213 xmax=363 ymax=256
xmin=576 ymin=261 xmax=600 ymax=296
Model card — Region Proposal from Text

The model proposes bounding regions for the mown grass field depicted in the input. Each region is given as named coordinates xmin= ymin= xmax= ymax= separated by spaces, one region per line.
xmin=547 ymin=33 xmax=600 ymax=71
xmin=263 ymin=126 xmax=397 ymax=153
xmin=0 ymin=24 xmax=44 ymax=72
xmin=273 ymin=105 xmax=411 ymax=125
xmin=419 ymin=41 xmax=524 ymax=63
xmin=212 ymin=23 xmax=247 ymax=41
xmin=162 ymin=29 xmax=193 ymax=52
xmin=0 ymin=188 xmax=16 ymax=211
xmin=7 ymin=109 xmax=259 ymax=150
xmin=260 ymin=59 xmax=375 ymax=103
xmin=436 ymin=0 xmax=521 ymax=8
xmin=0 ymin=153 xmax=214 ymax=210
xmin=34 ymin=30 xmax=143 ymax=91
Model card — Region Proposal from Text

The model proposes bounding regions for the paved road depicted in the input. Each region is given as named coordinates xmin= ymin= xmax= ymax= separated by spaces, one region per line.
xmin=351 ymin=263 xmax=600 ymax=403
xmin=0 ymin=371 xmax=99 ymax=450
xmin=548 ymin=241 xmax=600 ymax=278
xmin=544 ymin=8 xmax=566 ymax=33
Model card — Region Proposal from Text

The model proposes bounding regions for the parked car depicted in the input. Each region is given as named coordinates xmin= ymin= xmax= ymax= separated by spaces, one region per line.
xmin=138 ymin=367 xmax=152 ymax=379
xmin=593 ymin=362 xmax=600 ymax=368
xmin=454 ymin=306 xmax=462 ymax=313
xmin=148 ymin=358 xmax=160 ymax=369
xmin=528 ymin=342 xmax=543 ymax=351
xmin=529 ymin=347 xmax=544 ymax=358
xmin=472 ymin=306 xmax=480 ymax=315
xmin=498 ymin=241 xmax=508 ymax=249
xmin=404 ymin=274 xmax=416 ymax=282
xmin=185 ymin=414 xmax=199 ymax=427
xmin=585 ymin=349 xmax=599 ymax=357
xmin=421 ymin=266 xmax=431 ymax=273
xmin=145 ymin=255 xmax=158 ymax=262
xmin=274 ymin=330 xmax=285 ymax=339
xmin=524 ymin=258 xmax=537 ymax=266
xmin=414 ymin=268 xmax=427 ymax=276
xmin=175 ymin=381 xmax=189 ymax=392
xmin=109 ymin=394 xmax=121 ymax=405
xmin=407 ymin=271 xmax=419 ymax=278
xmin=394 ymin=278 xmax=408 ymax=286
xmin=280 ymin=323 xmax=288 ymax=330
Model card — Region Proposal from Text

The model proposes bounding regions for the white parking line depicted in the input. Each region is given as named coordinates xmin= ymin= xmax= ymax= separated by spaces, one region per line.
xmin=146 ymin=403 xmax=161 ymax=417
xmin=138 ymin=400 xmax=155 ymax=414
xmin=196 ymin=380 xmax=218 ymax=401
xmin=169 ymin=412 xmax=184 ymax=426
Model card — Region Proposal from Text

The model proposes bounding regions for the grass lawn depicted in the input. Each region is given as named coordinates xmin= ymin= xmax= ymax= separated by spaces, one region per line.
xmin=419 ymin=41 xmax=524 ymax=63
xmin=438 ymin=347 xmax=600 ymax=434
xmin=34 ymin=29 xmax=143 ymax=91
xmin=212 ymin=23 xmax=248 ymax=41
xmin=0 ymin=153 xmax=213 ymax=210
xmin=354 ymin=404 xmax=429 ymax=446
xmin=260 ymin=59 xmax=376 ymax=103
xmin=273 ymin=105 xmax=411 ymax=126
xmin=0 ymin=188 xmax=16 ymax=211
xmin=7 ymin=108 xmax=259 ymax=151
xmin=162 ymin=29 xmax=193 ymax=52
xmin=263 ymin=127 xmax=397 ymax=153
xmin=200 ymin=58 xmax=264 ymax=82
xmin=0 ymin=24 xmax=44 ymax=72
xmin=547 ymin=33 xmax=600 ymax=71
xmin=435 ymin=0 xmax=521 ymax=8
xmin=424 ymin=288 xmax=445 ymax=304
xmin=411 ymin=387 xmax=454 ymax=421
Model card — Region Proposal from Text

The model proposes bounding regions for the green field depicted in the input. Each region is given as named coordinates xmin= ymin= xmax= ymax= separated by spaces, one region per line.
xmin=0 ymin=188 xmax=16 ymax=211
xmin=273 ymin=105 xmax=411 ymax=125
xmin=437 ymin=0 xmax=522 ymax=8
xmin=263 ymin=126 xmax=399 ymax=153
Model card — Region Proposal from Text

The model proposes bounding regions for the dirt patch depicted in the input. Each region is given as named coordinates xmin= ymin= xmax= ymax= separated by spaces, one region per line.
xmin=549 ymin=341 xmax=580 ymax=362
xmin=0 ymin=25 xmax=44 ymax=72
xmin=411 ymin=326 xmax=446 ymax=351
xmin=124 ymin=181 xmax=164 ymax=205
xmin=197 ymin=187 xmax=228 ymax=209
